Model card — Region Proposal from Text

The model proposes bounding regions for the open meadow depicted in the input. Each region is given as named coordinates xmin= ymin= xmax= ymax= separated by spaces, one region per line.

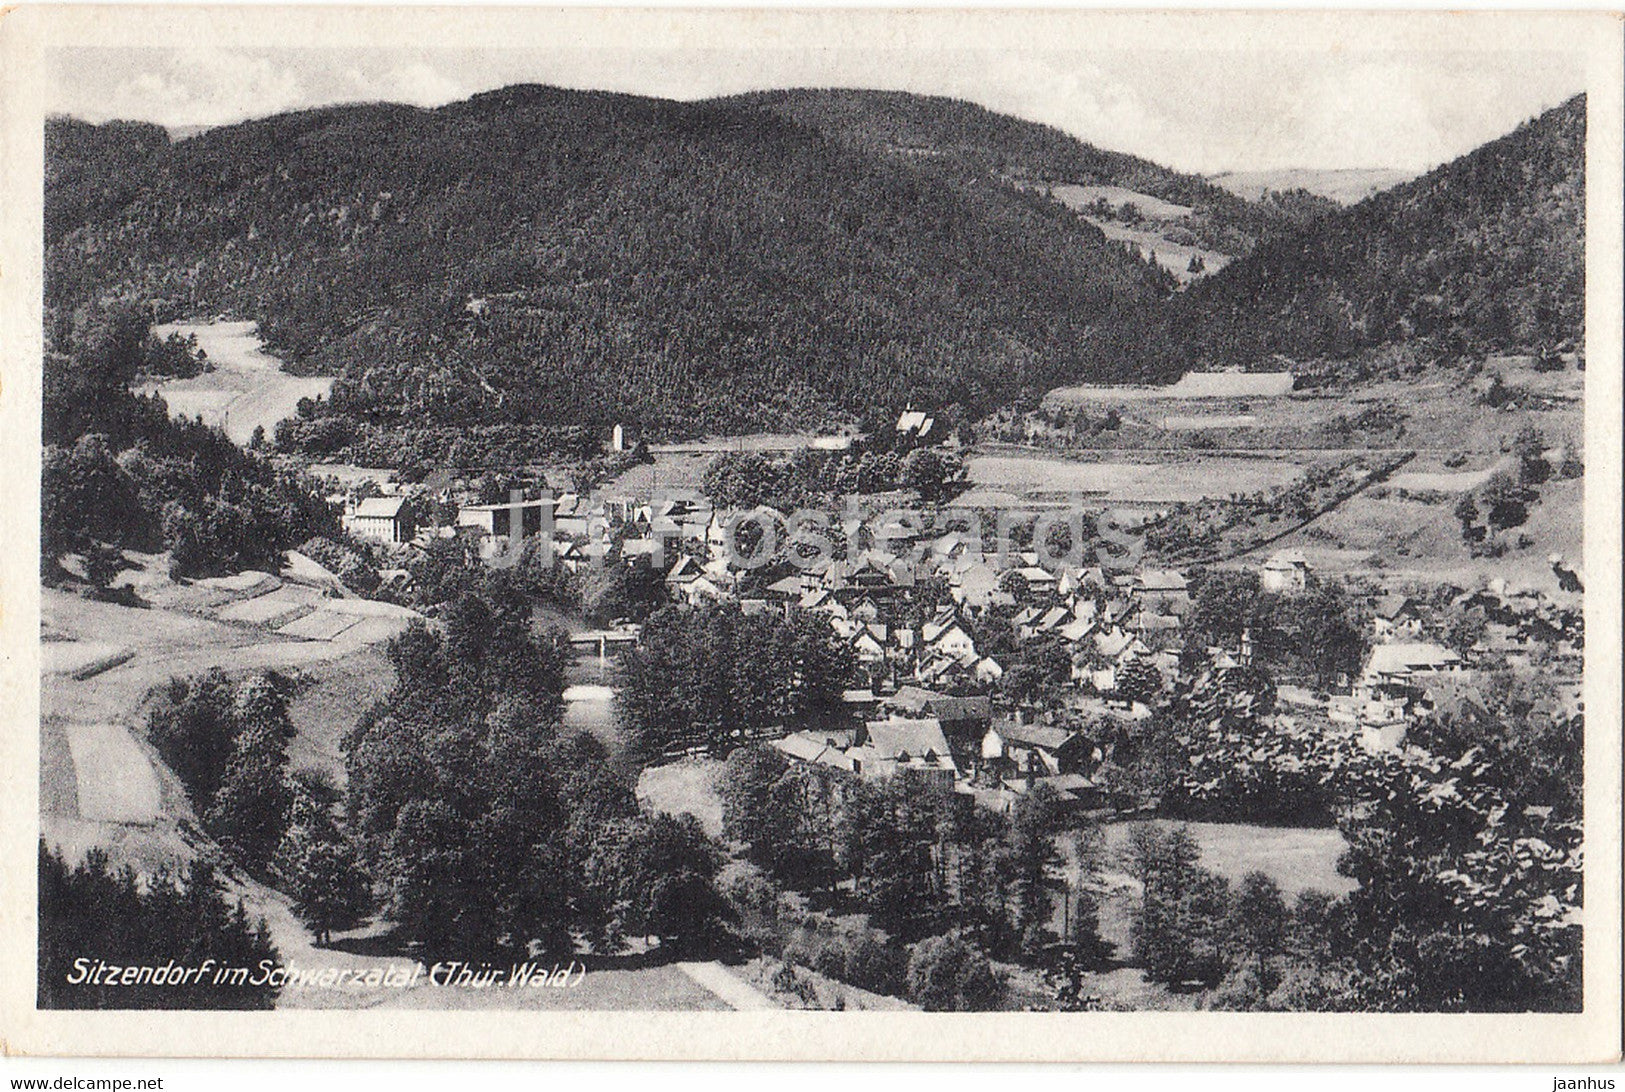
xmin=964 ymin=452 xmax=1311 ymax=505
xmin=141 ymin=321 xmax=333 ymax=445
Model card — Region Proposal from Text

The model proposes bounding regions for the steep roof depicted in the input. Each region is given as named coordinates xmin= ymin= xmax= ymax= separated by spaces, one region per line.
xmin=1374 ymin=593 xmax=1415 ymax=620
xmin=991 ymin=720 xmax=1075 ymax=751
xmin=863 ymin=717 xmax=953 ymax=763
xmin=930 ymin=694 xmax=992 ymax=724
xmin=885 ymin=686 xmax=942 ymax=715
xmin=1264 ymin=548 xmax=1309 ymax=570
xmin=1138 ymin=569 xmax=1190 ymax=592
xmin=1365 ymin=642 xmax=1462 ymax=676
xmin=355 ymin=496 xmax=408 ymax=519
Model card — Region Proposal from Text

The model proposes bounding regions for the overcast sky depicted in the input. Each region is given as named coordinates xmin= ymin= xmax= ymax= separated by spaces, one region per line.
xmin=46 ymin=43 xmax=1587 ymax=174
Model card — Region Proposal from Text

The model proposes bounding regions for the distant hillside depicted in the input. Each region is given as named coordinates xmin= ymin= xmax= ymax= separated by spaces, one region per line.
xmin=722 ymin=88 xmax=1334 ymax=257
xmin=44 ymin=89 xmax=1586 ymax=436
xmin=46 ymin=86 xmax=1181 ymax=435
xmin=1208 ymin=168 xmax=1416 ymax=206
xmin=1167 ymin=95 xmax=1586 ymax=371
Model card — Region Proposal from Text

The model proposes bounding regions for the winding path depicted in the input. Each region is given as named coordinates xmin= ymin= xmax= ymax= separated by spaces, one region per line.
xmin=675 ymin=961 xmax=779 ymax=1010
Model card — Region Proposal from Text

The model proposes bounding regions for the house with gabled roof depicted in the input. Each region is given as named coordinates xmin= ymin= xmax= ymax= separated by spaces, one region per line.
xmin=883 ymin=686 xmax=991 ymax=753
xmin=1261 ymin=548 xmax=1311 ymax=593
xmin=1031 ymin=605 xmax=1072 ymax=638
xmin=973 ymin=655 xmax=1004 ymax=684
xmin=857 ymin=717 xmax=958 ymax=784
xmin=921 ymin=613 xmax=978 ymax=660
xmin=949 ymin=561 xmax=1005 ymax=610
xmin=929 ymin=529 xmax=984 ymax=566
xmin=665 ymin=554 xmax=702 ymax=587
xmin=896 ymin=409 xmax=935 ymax=440
xmin=347 ymin=496 xmax=416 ymax=545
xmin=916 ymin=654 xmax=966 ymax=688
xmin=1372 ymin=593 xmax=1424 ymax=643
xmin=1057 ymin=613 xmax=1097 ymax=646
xmin=1361 ymin=641 xmax=1465 ymax=690
xmin=1009 ymin=565 xmax=1060 ymax=597
xmin=981 ymin=718 xmax=1091 ymax=780
xmin=1134 ymin=569 xmax=1192 ymax=614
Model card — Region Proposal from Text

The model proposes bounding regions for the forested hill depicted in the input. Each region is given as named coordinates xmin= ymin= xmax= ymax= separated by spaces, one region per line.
xmin=44 ymin=117 xmax=170 ymax=246
xmin=1165 ymin=94 xmax=1587 ymax=371
xmin=44 ymin=86 xmax=1182 ymax=435
xmin=722 ymin=88 xmax=1327 ymax=254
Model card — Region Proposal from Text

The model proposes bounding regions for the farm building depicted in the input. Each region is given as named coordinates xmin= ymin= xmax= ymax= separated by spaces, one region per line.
xmin=1372 ymin=594 xmax=1425 ymax=642
xmin=774 ymin=717 xmax=958 ymax=785
xmin=346 ymin=496 xmax=415 ymax=545
xmin=1360 ymin=642 xmax=1466 ymax=689
xmin=854 ymin=718 xmax=959 ymax=784
xmin=896 ymin=409 xmax=935 ymax=439
xmin=981 ymin=719 xmax=1091 ymax=780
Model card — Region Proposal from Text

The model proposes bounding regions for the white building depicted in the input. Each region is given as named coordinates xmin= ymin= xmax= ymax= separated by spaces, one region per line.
xmin=346 ymin=496 xmax=414 ymax=545
xmin=1261 ymin=549 xmax=1311 ymax=594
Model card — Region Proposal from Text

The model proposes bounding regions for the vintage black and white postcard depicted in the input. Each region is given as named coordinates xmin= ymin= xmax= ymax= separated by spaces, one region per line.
xmin=0 ymin=5 xmax=1619 ymax=1063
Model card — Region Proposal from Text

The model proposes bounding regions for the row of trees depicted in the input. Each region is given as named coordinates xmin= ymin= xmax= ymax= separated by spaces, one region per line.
xmin=38 ymin=844 xmax=281 ymax=1009
xmin=616 ymin=603 xmax=856 ymax=760
xmin=275 ymin=412 xmax=608 ymax=469
xmin=702 ymin=444 xmax=965 ymax=510
xmin=720 ymin=748 xmax=1103 ymax=969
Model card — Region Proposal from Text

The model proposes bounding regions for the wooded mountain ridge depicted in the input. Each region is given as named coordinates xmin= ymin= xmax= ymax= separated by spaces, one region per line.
xmin=44 ymin=87 xmax=1182 ymax=435
xmin=1164 ymin=94 xmax=1586 ymax=372
xmin=44 ymin=88 xmax=1585 ymax=435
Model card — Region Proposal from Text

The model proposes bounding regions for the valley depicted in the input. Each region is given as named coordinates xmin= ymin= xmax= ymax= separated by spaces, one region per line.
xmin=34 ymin=83 xmax=1590 ymax=1018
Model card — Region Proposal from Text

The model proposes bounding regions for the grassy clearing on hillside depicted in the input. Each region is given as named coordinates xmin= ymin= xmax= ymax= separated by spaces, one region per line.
xmin=285 ymin=647 xmax=396 ymax=786
xmin=1385 ymin=457 xmax=1509 ymax=492
xmin=1273 ymin=476 xmax=1582 ymax=591
xmin=603 ymin=451 xmax=710 ymax=497
xmin=62 ymin=721 xmax=164 ymax=824
xmin=1049 ymin=184 xmax=1194 ymax=220
xmin=1083 ymin=217 xmax=1232 ymax=283
xmin=39 ymin=717 xmax=80 ymax=819
xmin=637 ymin=758 xmax=725 ymax=838
xmin=142 ymin=321 xmax=333 ymax=445
xmin=1038 ymin=366 xmax=1582 ymax=457
xmin=966 ymin=453 xmax=1308 ymax=504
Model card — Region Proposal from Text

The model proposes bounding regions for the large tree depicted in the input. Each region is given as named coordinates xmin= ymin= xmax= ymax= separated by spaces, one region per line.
xmin=274 ymin=774 xmax=372 ymax=946
xmin=617 ymin=603 xmax=854 ymax=759
xmin=345 ymin=586 xmax=575 ymax=954
xmin=584 ymin=813 xmax=731 ymax=954
xmin=1126 ymin=824 xmax=1232 ymax=988
xmin=203 ymin=675 xmax=296 ymax=873
xmin=905 ymin=930 xmax=1006 ymax=1012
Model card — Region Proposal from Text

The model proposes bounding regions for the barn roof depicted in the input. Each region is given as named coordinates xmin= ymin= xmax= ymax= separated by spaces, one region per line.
xmin=355 ymin=497 xmax=407 ymax=518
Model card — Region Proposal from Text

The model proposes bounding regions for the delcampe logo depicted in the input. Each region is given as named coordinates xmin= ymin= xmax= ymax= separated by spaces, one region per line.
xmin=483 ymin=488 xmax=1146 ymax=574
